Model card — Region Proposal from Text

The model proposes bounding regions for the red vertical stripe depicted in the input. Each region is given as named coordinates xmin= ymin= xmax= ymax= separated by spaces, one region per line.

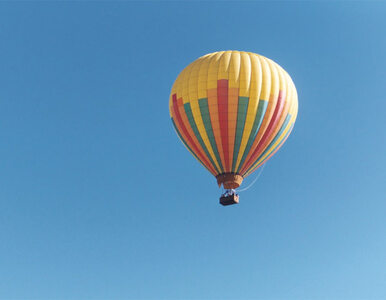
xmin=217 ymin=79 xmax=230 ymax=172
xmin=240 ymin=91 xmax=285 ymax=174
xmin=172 ymin=95 xmax=216 ymax=174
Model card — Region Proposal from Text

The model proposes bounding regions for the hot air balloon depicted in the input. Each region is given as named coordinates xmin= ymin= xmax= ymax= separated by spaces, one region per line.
xmin=169 ymin=51 xmax=298 ymax=205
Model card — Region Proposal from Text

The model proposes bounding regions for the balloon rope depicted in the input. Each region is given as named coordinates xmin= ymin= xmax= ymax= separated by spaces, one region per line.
xmin=237 ymin=164 xmax=266 ymax=192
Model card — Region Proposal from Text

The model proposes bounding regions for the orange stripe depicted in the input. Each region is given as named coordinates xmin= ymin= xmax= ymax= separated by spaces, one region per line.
xmin=227 ymin=87 xmax=239 ymax=172
xmin=207 ymin=88 xmax=226 ymax=171
xmin=217 ymin=79 xmax=230 ymax=171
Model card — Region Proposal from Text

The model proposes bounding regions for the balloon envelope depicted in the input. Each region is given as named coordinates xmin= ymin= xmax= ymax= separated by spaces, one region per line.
xmin=169 ymin=51 xmax=298 ymax=189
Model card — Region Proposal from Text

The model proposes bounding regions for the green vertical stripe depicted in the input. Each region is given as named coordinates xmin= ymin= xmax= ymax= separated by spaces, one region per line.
xmin=236 ymin=99 xmax=268 ymax=173
xmin=198 ymin=98 xmax=224 ymax=173
xmin=184 ymin=103 xmax=221 ymax=174
xmin=231 ymin=97 xmax=249 ymax=171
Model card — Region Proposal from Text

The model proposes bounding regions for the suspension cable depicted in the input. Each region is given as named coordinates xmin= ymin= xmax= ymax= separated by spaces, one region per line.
xmin=237 ymin=164 xmax=266 ymax=192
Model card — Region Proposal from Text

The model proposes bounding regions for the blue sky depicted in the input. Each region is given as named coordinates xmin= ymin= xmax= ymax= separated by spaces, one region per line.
xmin=0 ymin=2 xmax=385 ymax=299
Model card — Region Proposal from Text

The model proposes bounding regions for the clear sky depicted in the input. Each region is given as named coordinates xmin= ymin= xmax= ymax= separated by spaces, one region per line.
xmin=0 ymin=2 xmax=385 ymax=300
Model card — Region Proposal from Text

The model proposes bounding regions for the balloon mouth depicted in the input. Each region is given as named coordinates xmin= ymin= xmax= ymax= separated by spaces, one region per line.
xmin=216 ymin=173 xmax=244 ymax=189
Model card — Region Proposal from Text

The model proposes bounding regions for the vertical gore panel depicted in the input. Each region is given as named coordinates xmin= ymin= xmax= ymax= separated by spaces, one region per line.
xmin=231 ymin=96 xmax=249 ymax=171
xmin=234 ymin=53 xmax=262 ymax=172
xmin=172 ymin=95 xmax=215 ymax=174
xmin=207 ymin=88 xmax=226 ymax=170
xmin=178 ymin=98 xmax=217 ymax=175
xmin=240 ymin=90 xmax=285 ymax=174
xmin=199 ymin=98 xmax=224 ymax=173
xmin=227 ymin=52 xmax=241 ymax=171
xmin=245 ymin=88 xmax=297 ymax=176
xmin=239 ymin=57 xmax=278 ymax=174
xmin=252 ymin=66 xmax=291 ymax=155
xmin=236 ymin=99 xmax=268 ymax=173
xmin=184 ymin=102 xmax=220 ymax=174
xmin=227 ymin=87 xmax=239 ymax=172
xmin=217 ymin=79 xmax=229 ymax=171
